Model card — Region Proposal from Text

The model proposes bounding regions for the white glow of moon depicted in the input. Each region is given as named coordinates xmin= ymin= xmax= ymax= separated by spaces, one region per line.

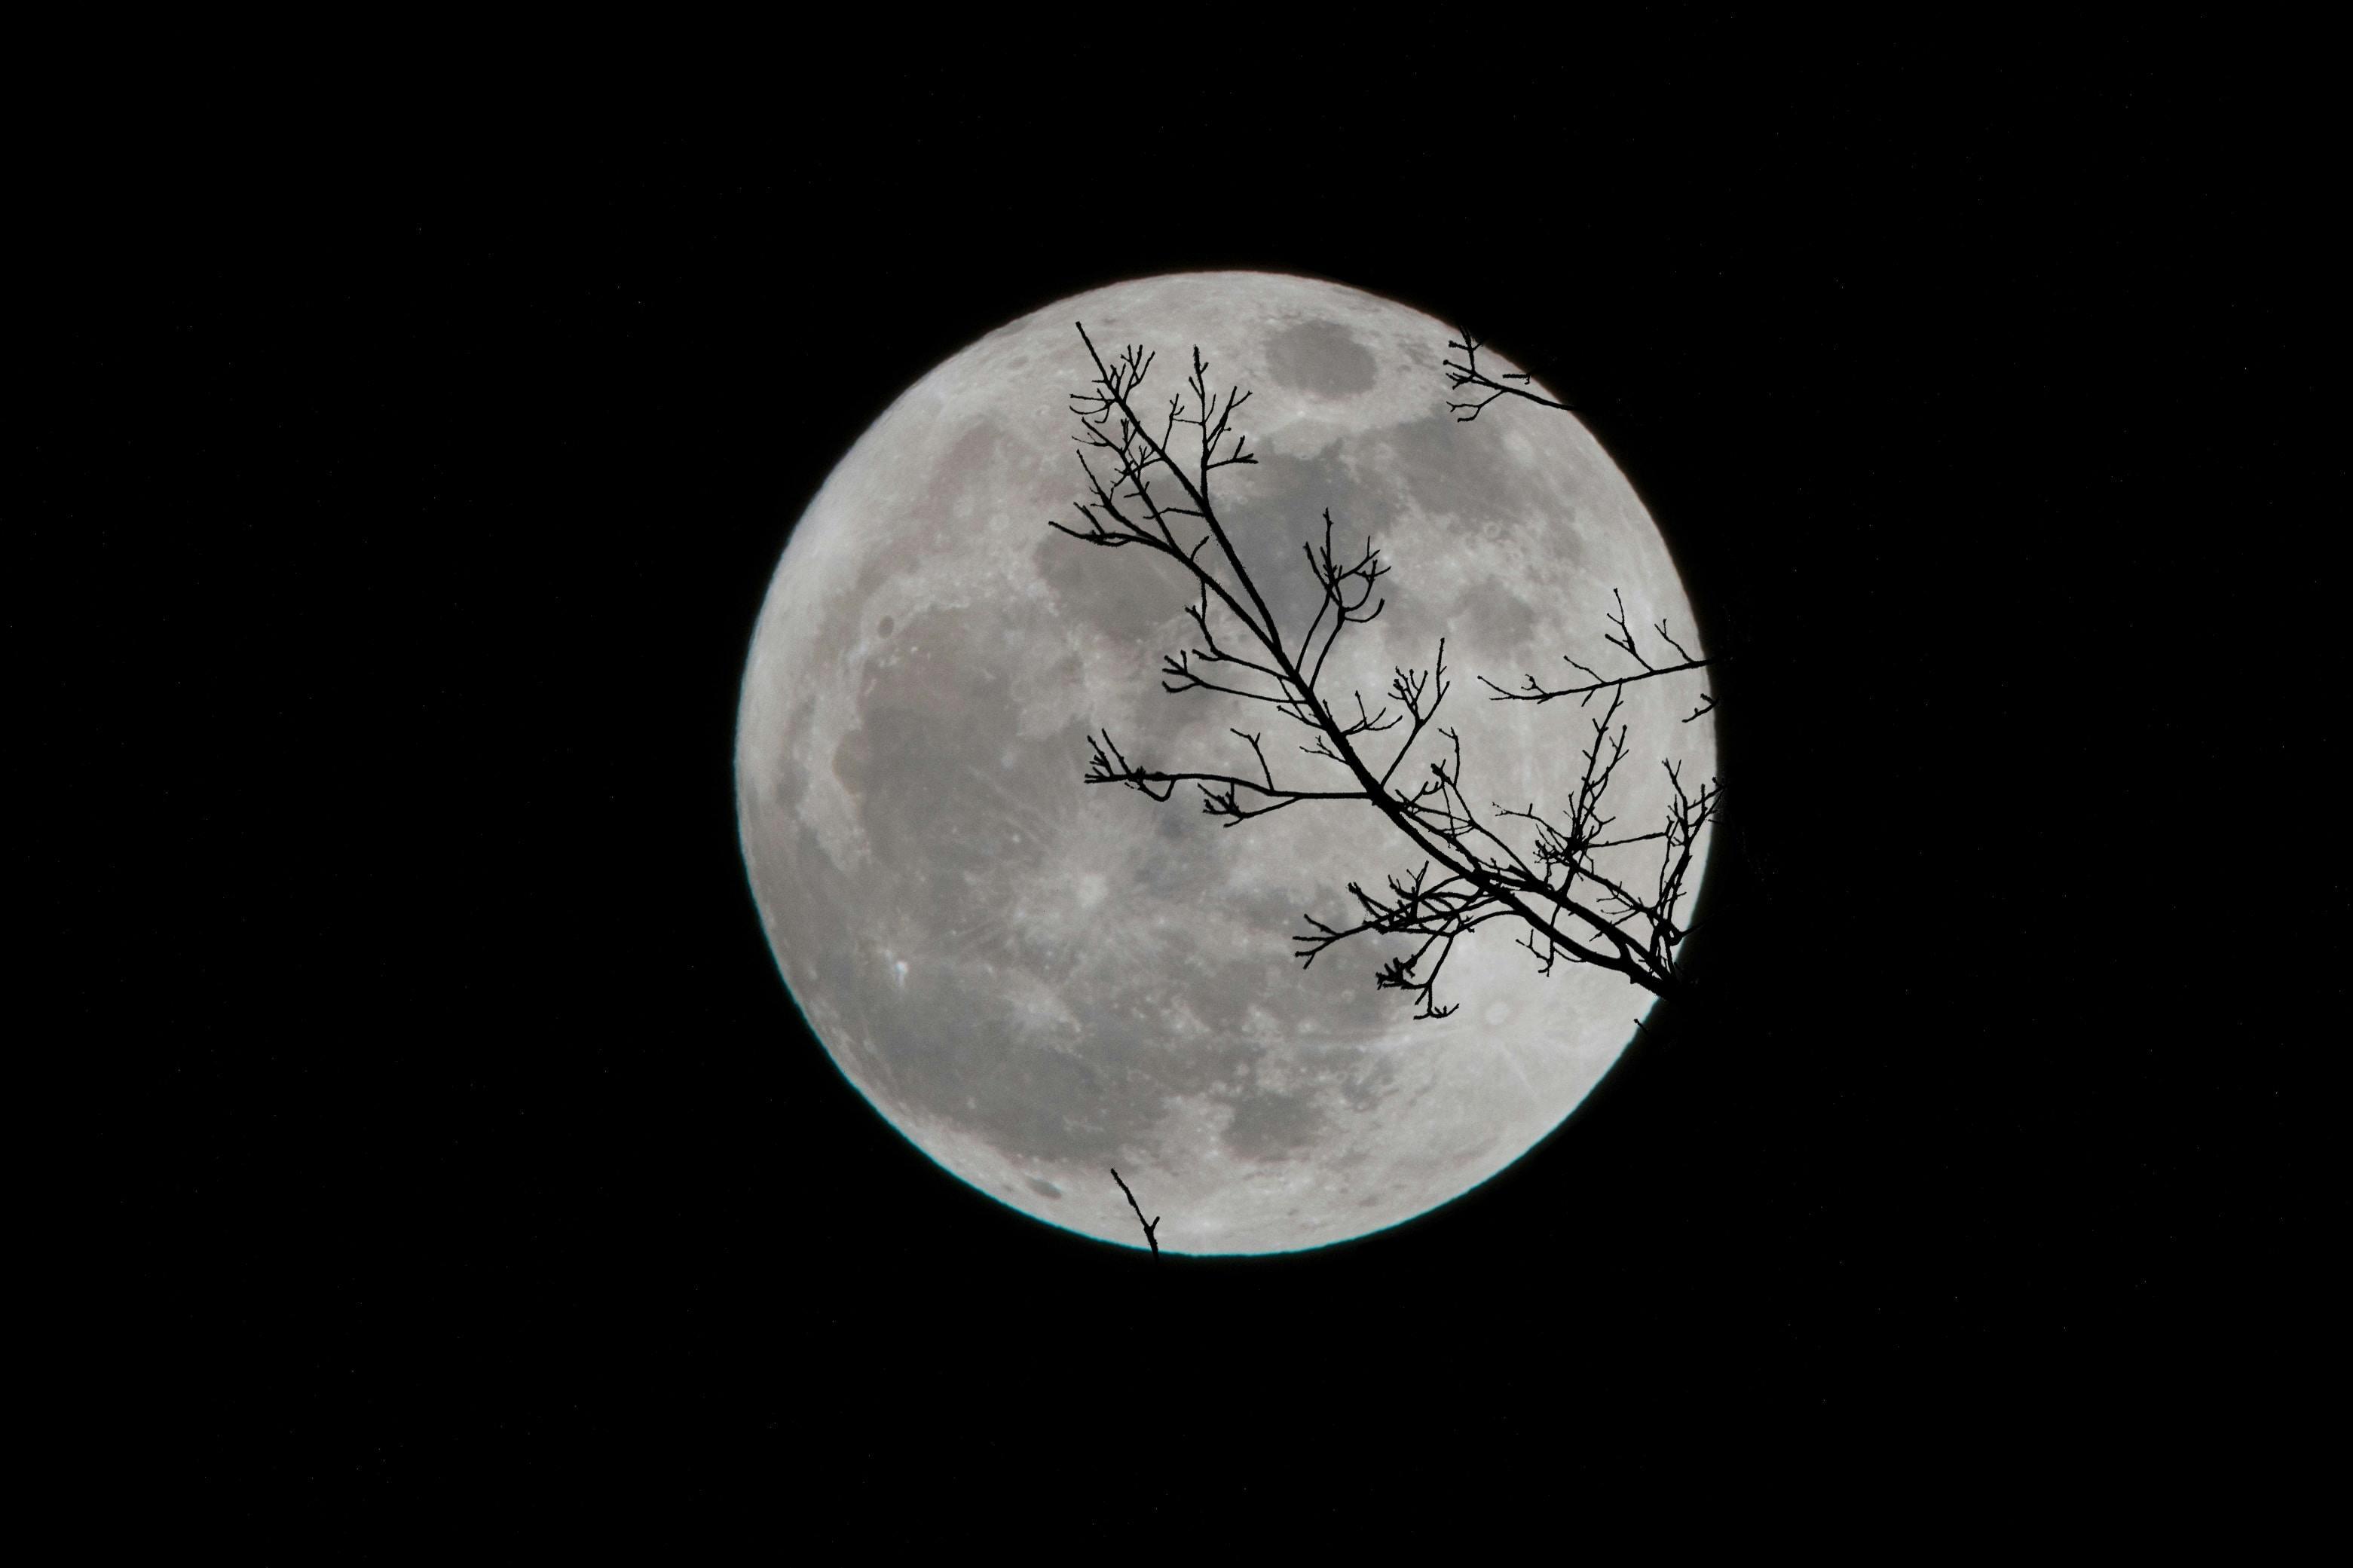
xmin=736 ymin=273 xmax=1713 ymax=1254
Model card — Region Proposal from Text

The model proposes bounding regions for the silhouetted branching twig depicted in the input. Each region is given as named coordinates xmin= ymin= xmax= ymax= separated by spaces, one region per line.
xmin=1476 ymin=588 xmax=1715 ymax=723
xmin=1441 ymin=330 xmax=1575 ymax=423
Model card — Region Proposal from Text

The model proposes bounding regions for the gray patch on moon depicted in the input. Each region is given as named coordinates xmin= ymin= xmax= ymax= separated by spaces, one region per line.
xmin=1030 ymin=527 xmax=1189 ymax=644
xmin=1442 ymin=577 xmax=1544 ymax=671
xmin=1219 ymin=1085 xmax=1325 ymax=1161
xmin=1267 ymin=319 xmax=1378 ymax=397
xmin=736 ymin=272 xmax=1715 ymax=1255
xmin=1382 ymin=413 xmax=1576 ymax=544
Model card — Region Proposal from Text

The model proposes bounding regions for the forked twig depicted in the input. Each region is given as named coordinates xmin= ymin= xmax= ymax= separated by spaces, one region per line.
xmin=1110 ymin=1168 xmax=1159 ymax=1255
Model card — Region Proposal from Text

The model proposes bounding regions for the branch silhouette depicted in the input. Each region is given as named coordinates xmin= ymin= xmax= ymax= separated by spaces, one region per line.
xmin=1441 ymin=331 xmax=1574 ymax=423
xmin=1109 ymin=1168 xmax=1159 ymax=1255
xmin=1477 ymin=588 xmax=1715 ymax=724
xmin=1051 ymin=322 xmax=1717 ymax=1019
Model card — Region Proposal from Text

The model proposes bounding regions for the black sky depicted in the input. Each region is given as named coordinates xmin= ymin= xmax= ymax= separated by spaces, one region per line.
xmin=41 ymin=35 xmax=2335 ymax=1549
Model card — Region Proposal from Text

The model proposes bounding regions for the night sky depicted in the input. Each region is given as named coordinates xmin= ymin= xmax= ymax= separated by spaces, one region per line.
xmin=41 ymin=35 xmax=2332 ymax=1548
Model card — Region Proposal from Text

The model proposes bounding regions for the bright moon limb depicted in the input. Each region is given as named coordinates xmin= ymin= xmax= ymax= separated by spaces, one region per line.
xmin=736 ymin=272 xmax=1713 ymax=1255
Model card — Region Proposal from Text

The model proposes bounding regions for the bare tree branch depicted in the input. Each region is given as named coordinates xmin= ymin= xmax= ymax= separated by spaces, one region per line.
xmin=1051 ymin=323 xmax=1716 ymax=1018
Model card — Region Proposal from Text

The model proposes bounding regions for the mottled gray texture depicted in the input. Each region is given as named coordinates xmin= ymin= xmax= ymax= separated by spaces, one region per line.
xmin=737 ymin=273 xmax=1714 ymax=1254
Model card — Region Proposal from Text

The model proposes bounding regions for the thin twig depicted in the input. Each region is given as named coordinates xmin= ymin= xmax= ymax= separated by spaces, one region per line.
xmin=1110 ymin=1168 xmax=1159 ymax=1255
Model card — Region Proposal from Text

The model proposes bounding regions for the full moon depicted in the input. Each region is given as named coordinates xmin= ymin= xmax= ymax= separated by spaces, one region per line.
xmin=737 ymin=273 xmax=1714 ymax=1254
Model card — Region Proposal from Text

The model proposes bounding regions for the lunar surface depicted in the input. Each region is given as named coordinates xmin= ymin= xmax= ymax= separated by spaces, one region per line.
xmin=736 ymin=272 xmax=1714 ymax=1254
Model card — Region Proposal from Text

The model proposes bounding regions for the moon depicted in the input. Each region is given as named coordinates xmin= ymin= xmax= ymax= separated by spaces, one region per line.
xmin=736 ymin=272 xmax=1714 ymax=1255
